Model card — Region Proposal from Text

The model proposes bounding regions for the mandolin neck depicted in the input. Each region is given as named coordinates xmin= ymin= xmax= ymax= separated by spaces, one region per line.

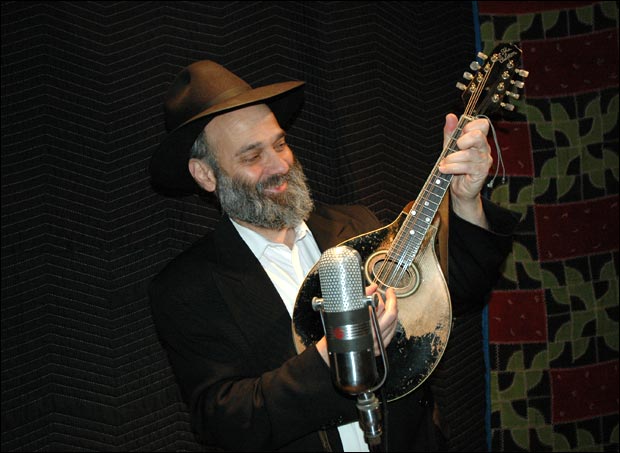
xmin=384 ymin=114 xmax=474 ymax=268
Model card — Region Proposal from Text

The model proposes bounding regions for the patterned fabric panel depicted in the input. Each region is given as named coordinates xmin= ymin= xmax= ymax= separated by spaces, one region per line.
xmin=478 ymin=1 xmax=619 ymax=451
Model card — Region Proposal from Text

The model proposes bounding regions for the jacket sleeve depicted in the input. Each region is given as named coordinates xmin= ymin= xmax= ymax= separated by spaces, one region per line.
xmin=447 ymin=198 xmax=522 ymax=316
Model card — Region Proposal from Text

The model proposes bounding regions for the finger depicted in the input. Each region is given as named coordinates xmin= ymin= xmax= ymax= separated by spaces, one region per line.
xmin=377 ymin=321 xmax=398 ymax=354
xmin=456 ymin=129 xmax=490 ymax=153
xmin=443 ymin=113 xmax=459 ymax=148
xmin=384 ymin=287 xmax=397 ymax=314
xmin=374 ymin=298 xmax=385 ymax=317
xmin=365 ymin=284 xmax=385 ymax=316
xmin=441 ymin=136 xmax=492 ymax=177
xmin=462 ymin=118 xmax=490 ymax=136
xmin=441 ymin=149 xmax=492 ymax=173
xmin=365 ymin=283 xmax=378 ymax=296
xmin=378 ymin=288 xmax=398 ymax=332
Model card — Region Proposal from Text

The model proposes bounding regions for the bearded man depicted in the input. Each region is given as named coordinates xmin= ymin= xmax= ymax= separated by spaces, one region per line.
xmin=148 ymin=60 xmax=519 ymax=452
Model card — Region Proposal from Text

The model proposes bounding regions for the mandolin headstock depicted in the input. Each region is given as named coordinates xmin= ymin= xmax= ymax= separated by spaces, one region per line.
xmin=456 ymin=43 xmax=529 ymax=116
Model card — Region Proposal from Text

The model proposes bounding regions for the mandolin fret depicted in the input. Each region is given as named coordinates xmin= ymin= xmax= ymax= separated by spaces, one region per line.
xmin=380 ymin=116 xmax=468 ymax=274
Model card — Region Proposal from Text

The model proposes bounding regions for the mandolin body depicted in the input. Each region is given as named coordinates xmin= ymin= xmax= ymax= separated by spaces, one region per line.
xmin=292 ymin=210 xmax=451 ymax=401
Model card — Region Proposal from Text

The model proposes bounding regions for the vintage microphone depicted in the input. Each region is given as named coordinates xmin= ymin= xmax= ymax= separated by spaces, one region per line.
xmin=312 ymin=246 xmax=388 ymax=450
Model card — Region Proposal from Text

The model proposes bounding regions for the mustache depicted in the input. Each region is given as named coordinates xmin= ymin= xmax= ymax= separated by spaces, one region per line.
xmin=214 ymin=158 xmax=314 ymax=229
xmin=256 ymin=173 xmax=289 ymax=193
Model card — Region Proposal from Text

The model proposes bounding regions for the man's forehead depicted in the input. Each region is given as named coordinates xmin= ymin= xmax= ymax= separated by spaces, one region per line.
xmin=206 ymin=103 xmax=273 ymax=131
xmin=204 ymin=104 xmax=282 ymax=155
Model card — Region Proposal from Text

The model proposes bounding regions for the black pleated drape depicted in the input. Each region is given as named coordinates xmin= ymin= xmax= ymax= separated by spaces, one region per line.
xmin=2 ymin=2 xmax=484 ymax=451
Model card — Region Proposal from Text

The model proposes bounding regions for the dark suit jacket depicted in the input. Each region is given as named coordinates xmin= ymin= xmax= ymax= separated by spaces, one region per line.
xmin=149 ymin=201 xmax=519 ymax=451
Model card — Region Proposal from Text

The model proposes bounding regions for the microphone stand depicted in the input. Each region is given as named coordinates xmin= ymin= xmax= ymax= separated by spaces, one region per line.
xmin=359 ymin=294 xmax=389 ymax=451
xmin=356 ymin=391 xmax=383 ymax=450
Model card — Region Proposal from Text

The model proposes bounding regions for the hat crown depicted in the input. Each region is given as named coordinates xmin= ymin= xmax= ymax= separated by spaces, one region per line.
xmin=164 ymin=60 xmax=251 ymax=131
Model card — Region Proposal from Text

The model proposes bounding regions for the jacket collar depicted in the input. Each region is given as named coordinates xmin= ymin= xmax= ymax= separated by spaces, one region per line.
xmin=306 ymin=207 xmax=361 ymax=251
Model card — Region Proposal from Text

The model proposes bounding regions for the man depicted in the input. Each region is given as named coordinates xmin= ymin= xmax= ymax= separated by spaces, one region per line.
xmin=149 ymin=60 xmax=519 ymax=451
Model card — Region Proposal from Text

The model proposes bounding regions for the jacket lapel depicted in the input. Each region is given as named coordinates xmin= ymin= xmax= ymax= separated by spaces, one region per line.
xmin=211 ymin=218 xmax=297 ymax=368
xmin=209 ymin=210 xmax=354 ymax=369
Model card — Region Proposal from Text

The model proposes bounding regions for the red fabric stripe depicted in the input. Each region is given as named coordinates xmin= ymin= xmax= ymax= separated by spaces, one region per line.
xmin=551 ymin=361 xmax=619 ymax=423
xmin=488 ymin=290 xmax=547 ymax=343
xmin=535 ymin=196 xmax=619 ymax=262
xmin=521 ymin=29 xmax=619 ymax=98
xmin=488 ymin=121 xmax=533 ymax=177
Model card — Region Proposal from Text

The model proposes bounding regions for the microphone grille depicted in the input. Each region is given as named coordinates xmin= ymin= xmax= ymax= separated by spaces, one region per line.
xmin=318 ymin=246 xmax=366 ymax=313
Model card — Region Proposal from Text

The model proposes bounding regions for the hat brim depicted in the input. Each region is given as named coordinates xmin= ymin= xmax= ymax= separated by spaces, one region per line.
xmin=150 ymin=81 xmax=305 ymax=194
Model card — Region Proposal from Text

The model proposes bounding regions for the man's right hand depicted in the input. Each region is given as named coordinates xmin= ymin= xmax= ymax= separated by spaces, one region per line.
xmin=316 ymin=284 xmax=398 ymax=365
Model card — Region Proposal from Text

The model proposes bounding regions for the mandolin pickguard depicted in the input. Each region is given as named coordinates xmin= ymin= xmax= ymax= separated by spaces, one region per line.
xmin=292 ymin=212 xmax=452 ymax=402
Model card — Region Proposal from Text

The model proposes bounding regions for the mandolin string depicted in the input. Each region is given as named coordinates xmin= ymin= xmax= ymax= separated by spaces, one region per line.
xmin=377 ymin=81 xmax=479 ymax=288
xmin=387 ymin=121 xmax=460 ymax=288
xmin=386 ymin=114 xmax=469 ymax=286
xmin=386 ymin=54 xmax=495 ymax=288
xmin=376 ymin=118 xmax=461 ymax=289
xmin=382 ymin=74 xmax=484 ymax=289
xmin=374 ymin=55 xmax=496 ymax=291
xmin=387 ymin=129 xmax=471 ymax=286
xmin=388 ymin=126 xmax=458 ymax=286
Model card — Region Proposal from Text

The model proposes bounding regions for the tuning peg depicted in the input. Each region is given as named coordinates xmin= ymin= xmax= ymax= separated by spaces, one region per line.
xmin=516 ymin=69 xmax=529 ymax=77
xmin=470 ymin=61 xmax=481 ymax=71
xmin=463 ymin=72 xmax=474 ymax=80
xmin=456 ymin=82 xmax=468 ymax=91
xmin=477 ymin=52 xmax=488 ymax=60
xmin=511 ymin=80 xmax=525 ymax=89
xmin=501 ymin=102 xmax=515 ymax=111
xmin=506 ymin=91 xmax=520 ymax=99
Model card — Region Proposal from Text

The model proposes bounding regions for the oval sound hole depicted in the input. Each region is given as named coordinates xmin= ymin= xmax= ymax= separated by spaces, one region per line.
xmin=364 ymin=250 xmax=420 ymax=298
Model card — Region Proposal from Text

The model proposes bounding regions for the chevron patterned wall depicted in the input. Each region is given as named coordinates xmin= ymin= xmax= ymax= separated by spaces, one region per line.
xmin=2 ymin=2 xmax=481 ymax=451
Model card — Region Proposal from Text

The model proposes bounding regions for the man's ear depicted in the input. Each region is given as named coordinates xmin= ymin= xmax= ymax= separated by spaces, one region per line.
xmin=188 ymin=158 xmax=217 ymax=193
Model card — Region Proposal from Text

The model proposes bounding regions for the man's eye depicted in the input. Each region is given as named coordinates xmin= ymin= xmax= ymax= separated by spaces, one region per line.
xmin=243 ymin=154 xmax=259 ymax=163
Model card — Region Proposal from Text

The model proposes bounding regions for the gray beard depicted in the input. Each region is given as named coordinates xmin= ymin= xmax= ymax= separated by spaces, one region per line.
xmin=215 ymin=160 xmax=314 ymax=229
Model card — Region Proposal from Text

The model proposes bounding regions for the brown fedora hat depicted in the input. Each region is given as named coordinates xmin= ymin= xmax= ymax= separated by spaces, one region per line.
xmin=150 ymin=60 xmax=305 ymax=193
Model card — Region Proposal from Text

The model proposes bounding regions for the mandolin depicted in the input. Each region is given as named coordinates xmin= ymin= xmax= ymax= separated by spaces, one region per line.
xmin=292 ymin=43 xmax=528 ymax=401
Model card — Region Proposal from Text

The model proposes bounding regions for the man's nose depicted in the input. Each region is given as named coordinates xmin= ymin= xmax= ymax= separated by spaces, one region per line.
xmin=265 ymin=148 xmax=290 ymax=174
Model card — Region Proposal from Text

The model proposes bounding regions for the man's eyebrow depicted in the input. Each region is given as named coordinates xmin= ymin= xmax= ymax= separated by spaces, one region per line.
xmin=235 ymin=131 xmax=287 ymax=156
xmin=235 ymin=141 xmax=262 ymax=156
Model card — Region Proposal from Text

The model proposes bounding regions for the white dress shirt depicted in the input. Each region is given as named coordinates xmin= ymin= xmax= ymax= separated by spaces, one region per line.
xmin=231 ymin=219 xmax=369 ymax=452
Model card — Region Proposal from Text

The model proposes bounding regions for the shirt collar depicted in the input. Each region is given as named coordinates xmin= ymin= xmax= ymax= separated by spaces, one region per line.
xmin=230 ymin=218 xmax=311 ymax=259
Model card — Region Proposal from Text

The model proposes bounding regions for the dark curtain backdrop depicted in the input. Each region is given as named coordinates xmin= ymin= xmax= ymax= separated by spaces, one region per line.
xmin=2 ymin=1 xmax=618 ymax=452
xmin=2 ymin=1 xmax=478 ymax=451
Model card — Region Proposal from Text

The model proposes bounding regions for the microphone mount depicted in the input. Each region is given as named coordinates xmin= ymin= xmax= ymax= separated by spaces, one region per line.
xmin=312 ymin=282 xmax=389 ymax=450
